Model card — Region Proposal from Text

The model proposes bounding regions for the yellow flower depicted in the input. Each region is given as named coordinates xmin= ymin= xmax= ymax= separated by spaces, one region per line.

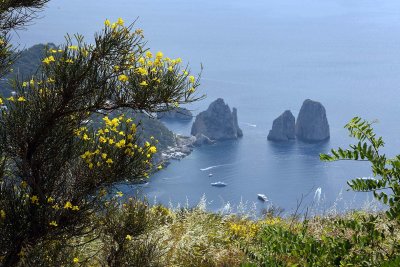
xmin=30 ymin=195 xmax=39 ymax=205
xmin=135 ymin=28 xmax=144 ymax=35
xmin=116 ymin=191 xmax=123 ymax=197
xmin=47 ymin=197 xmax=55 ymax=203
xmin=189 ymin=75 xmax=195 ymax=83
xmin=156 ymin=51 xmax=163 ymax=59
xmin=0 ymin=209 xmax=5 ymax=220
xmin=104 ymin=19 xmax=111 ymax=27
xmin=117 ymin=18 xmax=124 ymax=26
xmin=52 ymin=204 xmax=60 ymax=210
xmin=88 ymin=162 xmax=94 ymax=169
xmin=17 ymin=96 xmax=26 ymax=102
xmin=139 ymin=81 xmax=148 ymax=86
xmin=113 ymin=65 xmax=120 ymax=72
xmin=83 ymin=134 xmax=90 ymax=141
xmin=68 ymin=45 xmax=78 ymax=50
xmin=136 ymin=67 xmax=148 ymax=76
xmin=49 ymin=221 xmax=58 ymax=227
xmin=168 ymin=66 xmax=173 ymax=72
xmin=157 ymin=165 xmax=163 ymax=170
xmin=20 ymin=180 xmax=27 ymax=188
xmin=118 ymin=74 xmax=129 ymax=82
xmin=188 ymin=87 xmax=196 ymax=93
xmin=146 ymin=51 xmax=153 ymax=58
xmin=81 ymin=49 xmax=89 ymax=57
xmin=30 ymin=78 xmax=35 ymax=86
xmin=106 ymin=158 xmax=113 ymax=164
xmin=42 ymin=56 xmax=55 ymax=64
xmin=64 ymin=201 xmax=73 ymax=209
xmin=65 ymin=59 xmax=74 ymax=64
xmin=72 ymin=205 xmax=80 ymax=211
xmin=115 ymin=139 xmax=126 ymax=148
xmin=145 ymin=141 xmax=150 ymax=147
xmin=126 ymin=234 xmax=132 ymax=241
xmin=81 ymin=151 xmax=91 ymax=159
xmin=138 ymin=57 xmax=145 ymax=65
xmin=73 ymin=257 xmax=79 ymax=264
xmin=99 ymin=136 xmax=107 ymax=143
xmin=149 ymin=146 xmax=157 ymax=154
xmin=50 ymin=49 xmax=58 ymax=53
xmin=108 ymin=139 xmax=115 ymax=145
xmin=101 ymin=153 xmax=107 ymax=159
xmin=6 ymin=96 xmax=14 ymax=102
xmin=22 ymin=82 xmax=28 ymax=87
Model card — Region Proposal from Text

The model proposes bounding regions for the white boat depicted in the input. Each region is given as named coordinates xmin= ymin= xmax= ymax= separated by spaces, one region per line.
xmin=257 ymin=194 xmax=268 ymax=201
xmin=211 ymin=182 xmax=227 ymax=187
xmin=208 ymin=173 xmax=213 ymax=177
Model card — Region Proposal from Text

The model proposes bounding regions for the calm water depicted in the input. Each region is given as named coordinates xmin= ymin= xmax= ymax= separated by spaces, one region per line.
xmin=13 ymin=0 xmax=400 ymax=214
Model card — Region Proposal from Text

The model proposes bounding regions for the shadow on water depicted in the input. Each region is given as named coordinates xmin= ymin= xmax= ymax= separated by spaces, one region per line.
xmin=268 ymin=138 xmax=331 ymax=157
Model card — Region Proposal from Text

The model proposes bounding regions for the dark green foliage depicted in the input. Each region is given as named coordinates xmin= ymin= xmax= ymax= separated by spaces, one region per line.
xmin=100 ymin=197 xmax=165 ymax=267
xmin=246 ymin=213 xmax=399 ymax=267
xmin=321 ymin=117 xmax=400 ymax=220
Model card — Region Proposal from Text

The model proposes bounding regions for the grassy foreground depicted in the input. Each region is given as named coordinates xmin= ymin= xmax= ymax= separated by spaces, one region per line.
xmin=19 ymin=196 xmax=399 ymax=267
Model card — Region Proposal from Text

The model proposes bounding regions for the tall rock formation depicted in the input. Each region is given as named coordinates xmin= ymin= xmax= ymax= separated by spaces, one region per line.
xmin=295 ymin=99 xmax=330 ymax=142
xmin=191 ymin=98 xmax=243 ymax=141
xmin=267 ymin=110 xmax=295 ymax=141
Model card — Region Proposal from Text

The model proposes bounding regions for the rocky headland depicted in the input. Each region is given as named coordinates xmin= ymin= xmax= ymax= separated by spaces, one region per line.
xmin=156 ymin=107 xmax=193 ymax=121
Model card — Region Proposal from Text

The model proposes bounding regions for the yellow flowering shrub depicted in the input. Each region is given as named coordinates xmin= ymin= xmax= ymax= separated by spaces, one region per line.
xmin=228 ymin=220 xmax=261 ymax=240
xmin=0 ymin=16 xmax=202 ymax=266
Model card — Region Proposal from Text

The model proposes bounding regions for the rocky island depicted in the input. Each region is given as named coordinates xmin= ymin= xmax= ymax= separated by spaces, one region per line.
xmin=267 ymin=110 xmax=295 ymax=141
xmin=295 ymin=99 xmax=330 ymax=142
xmin=191 ymin=98 xmax=243 ymax=143
xmin=268 ymin=99 xmax=329 ymax=143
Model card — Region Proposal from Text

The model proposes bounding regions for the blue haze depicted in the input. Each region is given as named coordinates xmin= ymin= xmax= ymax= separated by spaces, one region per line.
xmin=13 ymin=0 xmax=400 ymax=214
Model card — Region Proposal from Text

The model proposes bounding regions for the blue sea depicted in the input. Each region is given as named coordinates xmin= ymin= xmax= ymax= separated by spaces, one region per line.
xmin=14 ymin=0 xmax=400 ymax=215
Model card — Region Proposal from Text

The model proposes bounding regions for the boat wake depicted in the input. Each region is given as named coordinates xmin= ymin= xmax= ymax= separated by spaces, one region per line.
xmin=242 ymin=122 xmax=257 ymax=127
xmin=200 ymin=164 xmax=231 ymax=171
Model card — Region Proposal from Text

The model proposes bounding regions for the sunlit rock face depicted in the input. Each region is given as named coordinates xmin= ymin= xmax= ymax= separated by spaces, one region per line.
xmin=267 ymin=110 xmax=295 ymax=141
xmin=295 ymin=99 xmax=330 ymax=142
xmin=191 ymin=98 xmax=243 ymax=142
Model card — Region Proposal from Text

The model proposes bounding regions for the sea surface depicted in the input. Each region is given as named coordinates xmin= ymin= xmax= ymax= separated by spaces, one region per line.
xmin=13 ymin=0 xmax=400 ymax=215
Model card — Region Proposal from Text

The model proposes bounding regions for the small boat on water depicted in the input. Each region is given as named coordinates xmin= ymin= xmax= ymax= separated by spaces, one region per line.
xmin=208 ymin=173 xmax=213 ymax=177
xmin=211 ymin=182 xmax=227 ymax=187
xmin=257 ymin=194 xmax=268 ymax=201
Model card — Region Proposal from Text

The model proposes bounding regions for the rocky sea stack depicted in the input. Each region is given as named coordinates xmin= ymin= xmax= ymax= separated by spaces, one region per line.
xmin=156 ymin=107 xmax=193 ymax=121
xmin=191 ymin=98 xmax=243 ymax=142
xmin=267 ymin=110 xmax=295 ymax=141
xmin=295 ymin=99 xmax=330 ymax=142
